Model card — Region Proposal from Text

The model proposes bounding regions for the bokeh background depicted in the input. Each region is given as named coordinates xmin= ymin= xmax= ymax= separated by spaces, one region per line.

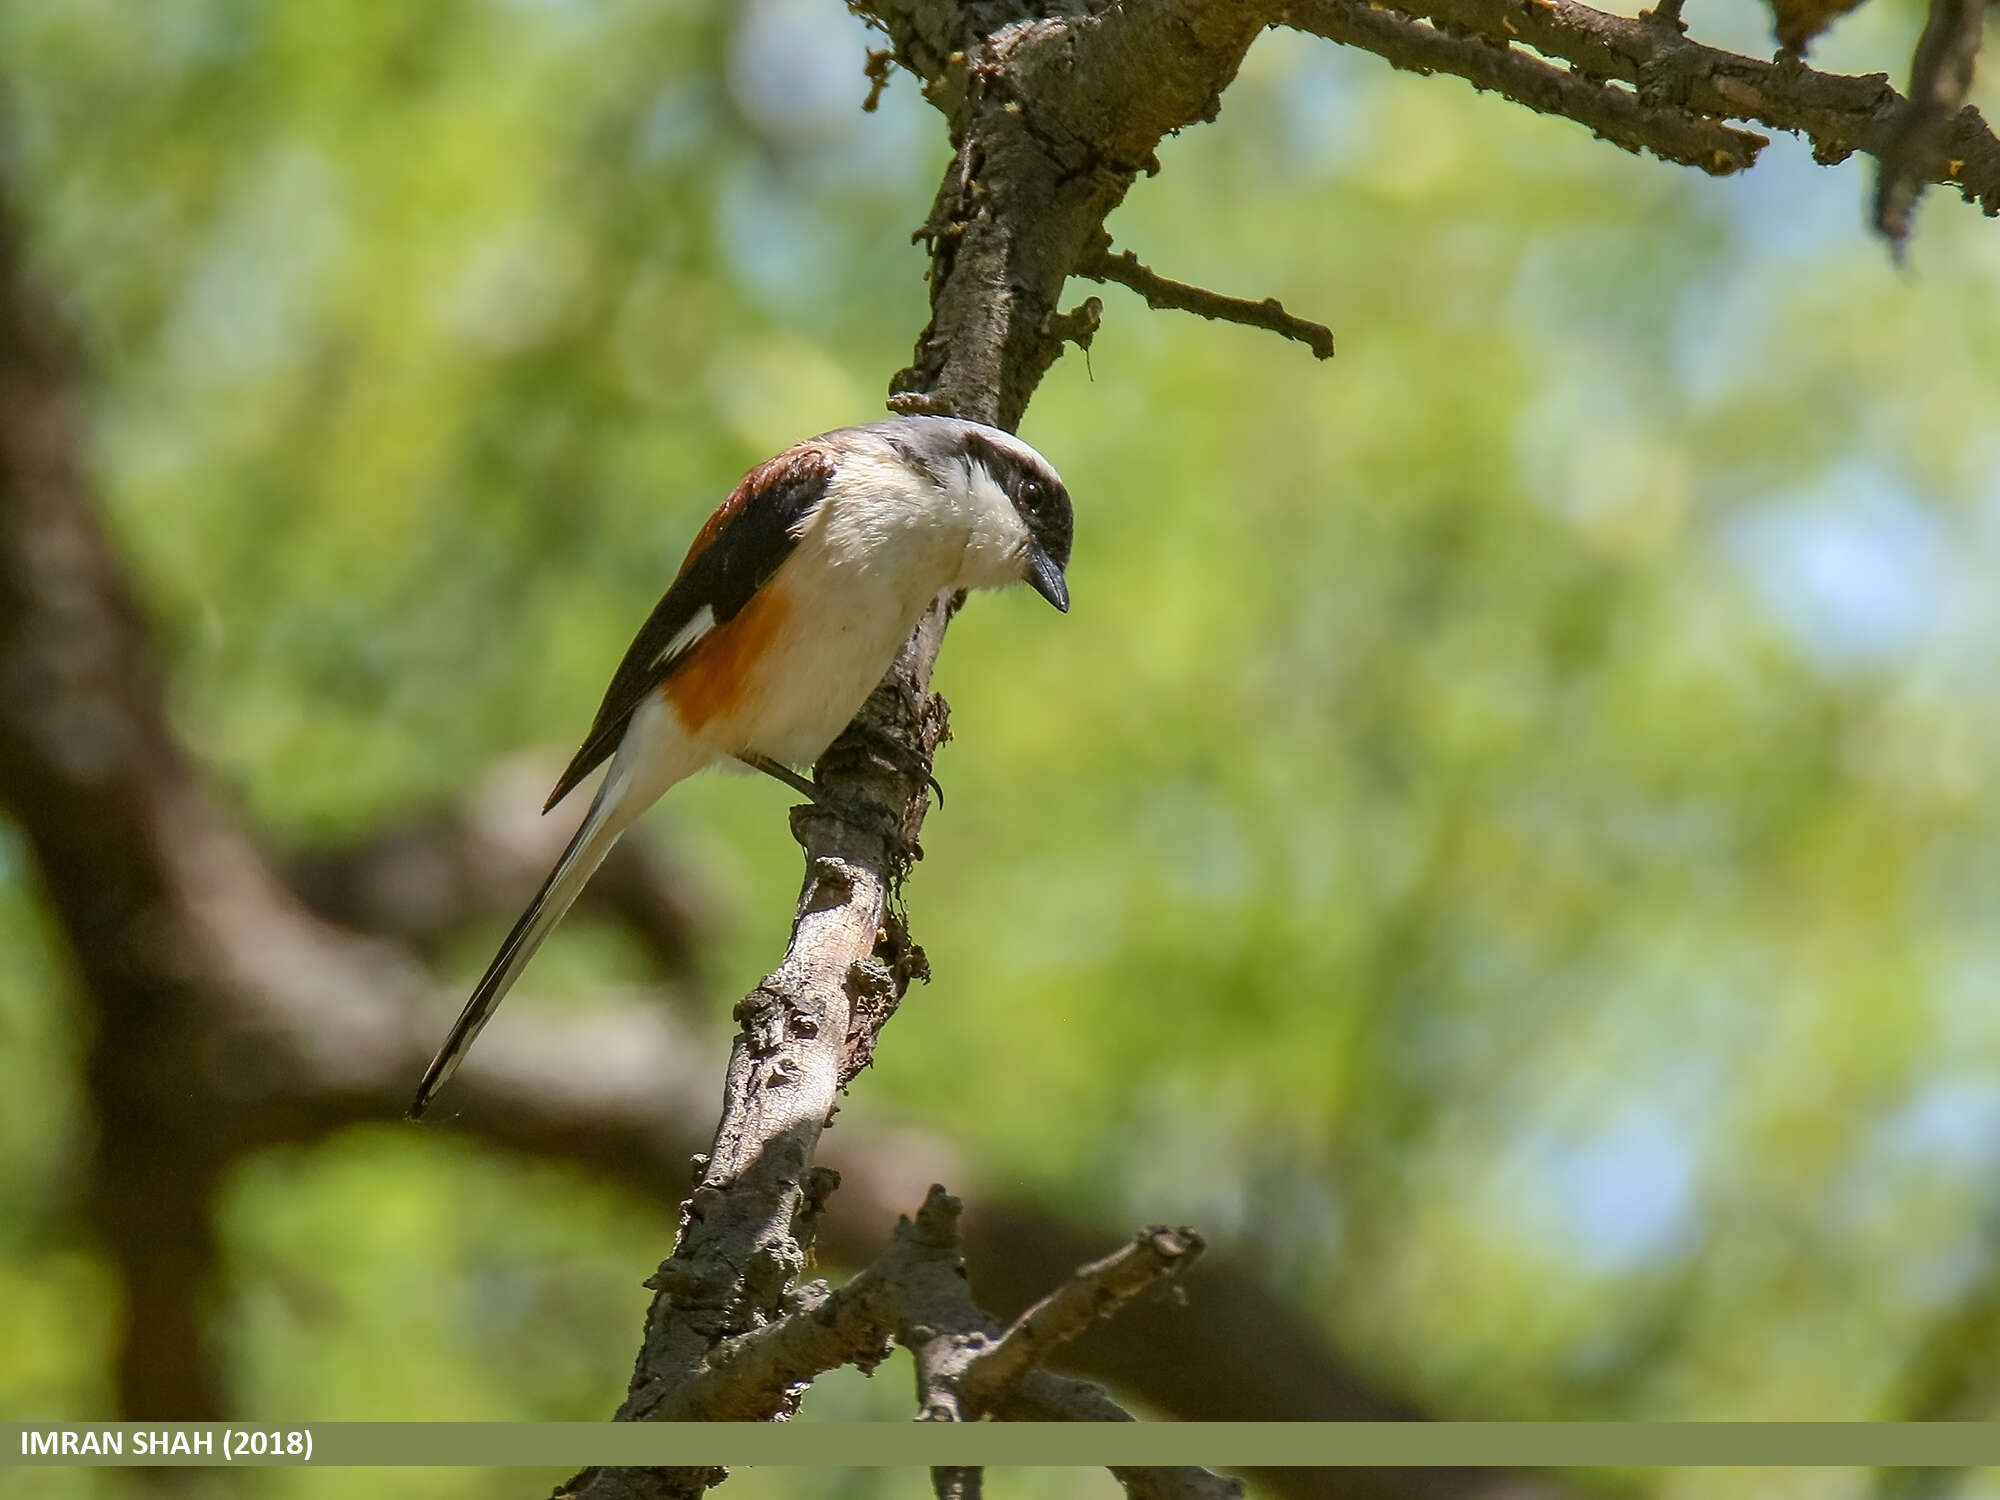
xmin=7 ymin=0 xmax=2000 ymax=1497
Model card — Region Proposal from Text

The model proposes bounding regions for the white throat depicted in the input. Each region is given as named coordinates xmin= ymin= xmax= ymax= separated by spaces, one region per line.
xmin=805 ymin=439 xmax=1031 ymax=609
xmin=950 ymin=452 xmax=1035 ymax=592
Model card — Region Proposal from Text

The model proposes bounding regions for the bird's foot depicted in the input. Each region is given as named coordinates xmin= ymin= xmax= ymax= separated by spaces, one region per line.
xmin=738 ymin=754 xmax=829 ymax=806
xmin=834 ymin=724 xmax=945 ymax=810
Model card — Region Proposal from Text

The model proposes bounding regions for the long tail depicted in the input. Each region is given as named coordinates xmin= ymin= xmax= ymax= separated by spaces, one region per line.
xmin=407 ymin=772 xmax=633 ymax=1119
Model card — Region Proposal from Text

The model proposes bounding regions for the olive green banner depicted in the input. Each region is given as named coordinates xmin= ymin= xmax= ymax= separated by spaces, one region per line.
xmin=9 ymin=1423 xmax=2000 ymax=1468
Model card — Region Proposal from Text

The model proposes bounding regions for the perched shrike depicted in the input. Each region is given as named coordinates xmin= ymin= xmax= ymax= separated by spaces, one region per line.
xmin=407 ymin=415 xmax=1073 ymax=1118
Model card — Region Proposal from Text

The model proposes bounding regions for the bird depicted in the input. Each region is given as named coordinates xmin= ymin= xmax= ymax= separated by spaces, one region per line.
xmin=406 ymin=415 xmax=1073 ymax=1119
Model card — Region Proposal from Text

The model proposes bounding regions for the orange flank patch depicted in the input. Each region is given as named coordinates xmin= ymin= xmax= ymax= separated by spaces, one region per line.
xmin=663 ymin=581 xmax=793 ymax=735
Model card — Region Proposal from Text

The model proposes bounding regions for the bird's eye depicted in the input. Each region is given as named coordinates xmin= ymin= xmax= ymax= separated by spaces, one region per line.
xmin=1019 ymin=479 xmax=1043 ymax=511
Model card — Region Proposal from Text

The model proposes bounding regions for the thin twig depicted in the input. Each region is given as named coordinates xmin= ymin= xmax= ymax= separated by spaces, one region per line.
xmin=1301 ymin=0 xmax=1765 ymax=174
xmin=963 ymin=1225 xmax=1206 ymax=1409
xmin=1875 ymin=0 xmax=1988 ymax=245
xmin=896 ymin=1187 xmax=995 ymax=1424
xmin=1644 ymin=0 xmax=1685 ymax=32
xmin=887 ymin=1190 xmax=1241 ymax=1500
xmin=1076 ymin=240 xmax=1335 ymax=360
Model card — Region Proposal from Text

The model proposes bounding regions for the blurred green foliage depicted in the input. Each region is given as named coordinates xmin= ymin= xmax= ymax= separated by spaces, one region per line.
xmin=10 ymin=0 xmax=2000 ymax=1497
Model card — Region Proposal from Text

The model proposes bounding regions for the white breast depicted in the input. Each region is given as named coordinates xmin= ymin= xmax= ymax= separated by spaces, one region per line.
xmin=696 ymin=441 xmax=1027 ymax=766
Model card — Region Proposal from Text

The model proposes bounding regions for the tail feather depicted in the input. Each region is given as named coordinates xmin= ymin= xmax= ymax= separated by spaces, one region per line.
xmin=407 ymin=773 xmax=631 ymax=1119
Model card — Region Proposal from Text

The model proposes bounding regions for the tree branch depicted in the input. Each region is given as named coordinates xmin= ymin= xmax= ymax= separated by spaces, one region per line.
xmin=1283 ymin=0 xmax=2000 ymax=223
xmin=1076 ymin=237 xmax=1336 ymax=359
xmin=1875 ymin=0 xmax=1988 ymax=244
xmin=559 ymin=1182 xmax=1244 ymax=1500
xmin=890 ymin=1188 xmax=1022 ymax=1425
xmin=1291 ymin=0 xmax=1766 ymax=175
xmin=963 ymin=1224 xmax=1205 ymax=1412
xmin=889 ymin=1189 xmax=1240 ymax=1500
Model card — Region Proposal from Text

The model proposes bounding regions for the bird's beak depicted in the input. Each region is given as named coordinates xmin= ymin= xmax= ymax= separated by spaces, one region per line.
xmin=1024 ymin=545 xmax=1069 ymax=613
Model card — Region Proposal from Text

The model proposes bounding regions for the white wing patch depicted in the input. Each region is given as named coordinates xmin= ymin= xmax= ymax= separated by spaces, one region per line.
xmin=650 ymin=604 xmax=715 ymax=671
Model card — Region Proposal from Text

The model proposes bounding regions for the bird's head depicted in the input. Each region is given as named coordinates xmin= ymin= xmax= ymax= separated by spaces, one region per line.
xmin=883 ymin=416 xmax=1073 ymax=612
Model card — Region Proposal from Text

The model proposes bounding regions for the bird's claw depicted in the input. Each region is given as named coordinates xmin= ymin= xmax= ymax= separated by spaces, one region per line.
xmin=842 ymin=725 xmax=945 ymax=809
xmin=743 ymin=728 xmax=945 ymax=824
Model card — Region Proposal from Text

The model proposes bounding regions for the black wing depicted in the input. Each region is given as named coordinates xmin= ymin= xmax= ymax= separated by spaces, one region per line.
xmin=542 ymin=444 xmax=835 ymax=812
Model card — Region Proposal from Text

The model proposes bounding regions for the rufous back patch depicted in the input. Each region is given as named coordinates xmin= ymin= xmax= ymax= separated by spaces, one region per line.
xmin=675 ymin=446 xmax=829 ymax=582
